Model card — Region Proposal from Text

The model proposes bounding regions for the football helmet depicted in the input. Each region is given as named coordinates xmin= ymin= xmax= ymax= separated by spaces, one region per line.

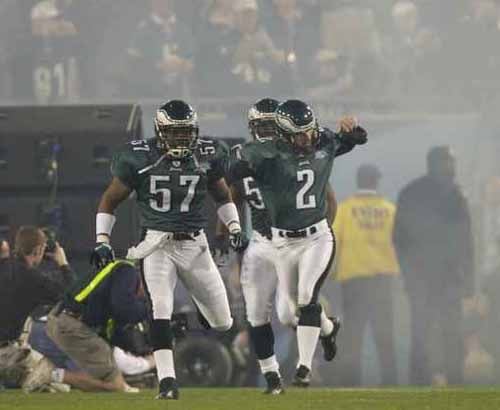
xmin=275 ymin=99 xmax=318 ymax=154
xmin=154 ymin=100 xmax=199 ymax=159
xmin=248 ymin=98 xmax=280 ymax=141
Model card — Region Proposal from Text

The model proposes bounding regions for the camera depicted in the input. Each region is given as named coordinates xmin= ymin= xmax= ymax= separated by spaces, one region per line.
xmin=41 ymin=227 xmax=57 ymax=253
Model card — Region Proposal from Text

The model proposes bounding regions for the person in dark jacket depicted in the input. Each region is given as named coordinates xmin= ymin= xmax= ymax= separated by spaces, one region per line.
xmin=23 ymin=259 xmax=147 ymax=393
xmin=0 ymin=226 xmax=74 ymax=344
xmin=393 ymin=145 xmax=474 ymax=385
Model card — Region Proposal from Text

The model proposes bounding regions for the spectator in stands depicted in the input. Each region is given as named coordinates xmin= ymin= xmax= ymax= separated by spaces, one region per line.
xmin=393 ymin=146 xmax=475 ymax=385
xmin=265 ymin=0 xmax=322 ymax=95
xmin=333 ymin=165 xmax=400 ymax=386
xmin=28 ymin=0 xmax=81 ymax=104
xmin=23 ymin=260 xmax=148 ymax=393
xmin=307 ymin=3 xmax=386 ymax=99
xmin=230 ymin=0 xmax=284 ymax=97
xmin=125 ymin=0 xmax=194 ymax=99
xmin=385 ymin=1 xmax=443 ymax=99
xmin=193 ymin=0 xmax=239 ymax=97
xmin=445 ymin=0 xmax=500 ymax=102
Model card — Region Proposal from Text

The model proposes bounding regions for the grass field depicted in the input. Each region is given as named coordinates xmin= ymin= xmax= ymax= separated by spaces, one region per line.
xmin=2 ymin=388 xmax=500 ymax=410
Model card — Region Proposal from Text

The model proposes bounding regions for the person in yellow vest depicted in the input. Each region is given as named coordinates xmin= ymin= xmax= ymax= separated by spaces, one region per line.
xmin=333 ymin=164 xmax=399 ymax=386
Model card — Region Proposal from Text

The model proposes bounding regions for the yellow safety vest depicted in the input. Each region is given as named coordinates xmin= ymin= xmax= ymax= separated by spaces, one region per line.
xmin=333 ymin=193 xmax=400 ymax=282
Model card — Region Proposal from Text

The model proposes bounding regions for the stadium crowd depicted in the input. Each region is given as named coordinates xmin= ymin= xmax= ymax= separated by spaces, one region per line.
xmin=0 ymin=0 xmax=497 ymax=107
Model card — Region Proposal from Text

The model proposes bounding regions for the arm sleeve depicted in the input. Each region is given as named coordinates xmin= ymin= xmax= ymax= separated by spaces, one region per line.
xmin=325 ymin=127 xmax=367 ymax=158
xmin=229 ymin=142 xmax=272 ymax=183
xmin=110 ymin=266 xmax=147 ymax=325
xmin=111 ymin=150 xmax=138 ymax=190
xmin=207 ymin=140 xmax=230 ymax=183
xmin=34 ymin=267 xmax=73 ymax=304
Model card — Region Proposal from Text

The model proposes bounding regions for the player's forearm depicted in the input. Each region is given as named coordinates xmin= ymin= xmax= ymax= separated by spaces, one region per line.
xmin=96 ymin=179 xmax=131 ymax=242
xmin=208 ymin=178 xmax=242 ymax=232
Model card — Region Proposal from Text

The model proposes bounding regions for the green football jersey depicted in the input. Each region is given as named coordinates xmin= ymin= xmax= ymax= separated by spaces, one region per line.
xmin=112 ymin=137 xmax=228 ymax=232
xmin=231 ymin=144 xmax=272 ymax=237
xmin=236 ymin=128 xmax=355 ymax=230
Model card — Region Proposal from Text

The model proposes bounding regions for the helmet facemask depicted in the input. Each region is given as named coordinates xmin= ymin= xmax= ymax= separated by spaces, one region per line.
xmin=247 ymin=98 xmax=280 ymax=141
xmin=249 ymin=119 xmax=277 ymax=141
xmin=154 ymin=103 xmax=199 ymax=159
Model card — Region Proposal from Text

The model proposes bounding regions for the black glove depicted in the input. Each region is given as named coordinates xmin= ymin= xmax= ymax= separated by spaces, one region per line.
xmin=212 ymin=234 xmax=229 ymax=257
xmin=343 ymin=126 xmax=367 ymax=145
xmin=90 ymin=242 xmax=115 ymax=270
xmin=229 ymin=230 xmax=249 ymax=252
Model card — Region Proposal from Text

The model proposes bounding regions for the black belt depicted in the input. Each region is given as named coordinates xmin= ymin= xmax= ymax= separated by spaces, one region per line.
xmin=278 ymin=226 xmax=317 ymax=239
xmin=173 ymin=230 xmax=201 ymax=241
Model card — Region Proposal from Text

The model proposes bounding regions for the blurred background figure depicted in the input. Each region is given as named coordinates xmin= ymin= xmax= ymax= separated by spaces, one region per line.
xmin=23 ymin=0 xmax=81 ymax=104
xmin=333 ymin=164 xmax=399 ymax=386
xmin=125 ymin=0 xmax=193 ymax=99
xmin=386 ymin=1 xmax=443 ymax=100
xmin=393 ymin=146 xmax=475 ymax=386
xmin=308 ymin=2 xmax=386 ymax=99
xmin=229 ymin=0 xmax=284 ymax=98
xmin=194 ymin=0 xmax=238 ymax=98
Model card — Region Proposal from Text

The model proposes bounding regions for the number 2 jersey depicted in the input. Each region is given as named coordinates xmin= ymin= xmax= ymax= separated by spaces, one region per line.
xmin=230 ymin=128 xmax=360 ymax=230
xmin=111 ymin=137 xmax=228 ymax=232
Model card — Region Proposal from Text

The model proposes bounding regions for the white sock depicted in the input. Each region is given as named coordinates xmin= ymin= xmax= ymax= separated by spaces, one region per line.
xmin=320 ymin=312 xmax=334 ymax=337
xmin=297 ymin=325 xmax=320 ymax=370
xmin=154 ymin=349 xmax=176 ymax=381
xmin=51 ymin=368 xmax=65 ymax=384
xmin=258 ymin=355 xmax=280 ymax=376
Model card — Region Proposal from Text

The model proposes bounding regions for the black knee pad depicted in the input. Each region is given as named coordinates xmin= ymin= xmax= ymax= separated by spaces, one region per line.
xmin=249 ymin=323 xmax=275 ymax=360
xmin=298 ymin=304 xmax=322 ymax=327
xmin=151 ymin=319 xmax=173 ymax=351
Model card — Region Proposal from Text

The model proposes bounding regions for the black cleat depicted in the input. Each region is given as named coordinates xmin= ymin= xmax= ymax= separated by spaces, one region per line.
xmin=263 ymin=371 xmax=285 ymax=395
xmin=320 ymin=316 xmax=341 ymax=362
xmin=156 ymin=377 xmax=179 ymax=400
xmin=292 ymin=365 xmax=311 ymax=387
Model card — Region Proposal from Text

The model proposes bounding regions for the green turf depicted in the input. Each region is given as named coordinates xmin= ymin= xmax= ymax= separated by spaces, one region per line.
xmin=1 ymin=388 xmax=500 ymax=410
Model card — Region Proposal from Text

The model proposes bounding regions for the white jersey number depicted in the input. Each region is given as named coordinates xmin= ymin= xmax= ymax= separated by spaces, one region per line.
xmin=296 ymin=170 xmax=316 ymax=209
xmin=243 ymin=177 xmax=265 ymax=210
xmin=150 ymin=175 xmax=200 ymax=213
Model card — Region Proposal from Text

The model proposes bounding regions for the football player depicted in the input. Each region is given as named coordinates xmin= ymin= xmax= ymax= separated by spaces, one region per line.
xmin=228 ymin=98 xmax=341 ymax=394
xmin=230 ymin=99 xmax=367 ymax=386
xmin=90 ymin=100 xmax=245 ymax=400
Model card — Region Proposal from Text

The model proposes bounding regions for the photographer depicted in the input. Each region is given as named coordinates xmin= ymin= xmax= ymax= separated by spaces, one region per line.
xmin=0 ymin=226 xmax=74 ymax=345
xmin=23 ymin=260 xmax=148 ymax=393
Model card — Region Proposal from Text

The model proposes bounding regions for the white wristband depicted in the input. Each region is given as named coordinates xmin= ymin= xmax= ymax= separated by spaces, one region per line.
xmin=96 ymin=213 xmax=116 ymax=242
xmin=217 ymin=202 xmax=241 ymax=233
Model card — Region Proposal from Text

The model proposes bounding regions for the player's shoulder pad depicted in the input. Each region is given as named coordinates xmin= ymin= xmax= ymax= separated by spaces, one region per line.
xmin=317 ymin=126 xmax=337 ymax=148
xmin=115 ymin=138 xmax=158 ymax=168
xmin=241 ymin=139 xmax=277 ymax=159
xmin=197 ymin=136 xmax=228 ymax=159
xmin=319 ymin=126 xmax=336 ymax=140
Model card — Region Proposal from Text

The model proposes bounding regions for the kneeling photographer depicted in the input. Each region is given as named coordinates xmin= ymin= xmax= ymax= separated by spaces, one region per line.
xmin=24 ymin=259 xmax=148 ymax=393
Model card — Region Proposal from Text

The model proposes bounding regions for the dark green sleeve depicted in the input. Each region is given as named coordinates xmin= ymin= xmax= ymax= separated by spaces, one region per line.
xmin=111 ymin=150 xmax=138 ymax=190
xmin=208 ymin=140 xmax=230 ymax=182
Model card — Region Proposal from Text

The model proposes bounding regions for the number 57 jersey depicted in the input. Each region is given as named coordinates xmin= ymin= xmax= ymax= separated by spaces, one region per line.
xmin=111 ymin=137 xmax=228 ymax=232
